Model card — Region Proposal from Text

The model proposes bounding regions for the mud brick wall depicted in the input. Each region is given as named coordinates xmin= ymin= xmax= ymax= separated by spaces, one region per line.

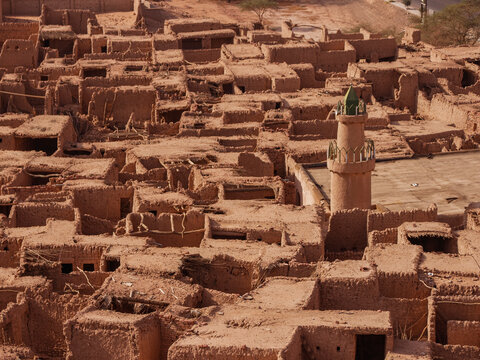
xmin=262 ymin=43 xmax=318 ymax=65
xmin=326 ymin=208 xmax=368 ymax=252
xmin=367 ymin=205 xmax=437 ymax=232
xmin=368 ymin=227 xmax=398 ymax=246
xmin=348 ymin=38 xmax=397 ymax=61
xmin=0 ymin=23 xmax=39 ymax=45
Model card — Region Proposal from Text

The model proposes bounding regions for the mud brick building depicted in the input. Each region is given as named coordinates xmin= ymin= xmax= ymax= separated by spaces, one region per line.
xmin=0 ymin=1 xmax=476 ymax=359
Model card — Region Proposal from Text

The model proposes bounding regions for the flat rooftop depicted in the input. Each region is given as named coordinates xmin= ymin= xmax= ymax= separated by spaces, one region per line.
xmin=306 ymin=151 xmax=480 ymax=215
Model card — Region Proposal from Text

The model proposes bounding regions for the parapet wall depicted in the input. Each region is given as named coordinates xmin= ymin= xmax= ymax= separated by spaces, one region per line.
xmin=367 ymin=205 xmax=438 ymax=232
xmin=2 ymin=0 xmax=134 ymax=16
xmin=0 ymin=22 xmax=39 ymax=45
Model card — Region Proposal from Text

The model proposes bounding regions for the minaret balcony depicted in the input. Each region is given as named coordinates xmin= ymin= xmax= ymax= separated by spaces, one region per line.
xmin=327 ymin=139 xmax=376 ymax=174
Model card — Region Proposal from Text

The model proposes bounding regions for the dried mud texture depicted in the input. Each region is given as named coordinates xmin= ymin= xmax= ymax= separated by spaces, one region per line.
xmin=0 ymin=0 xmax=477 ymax=360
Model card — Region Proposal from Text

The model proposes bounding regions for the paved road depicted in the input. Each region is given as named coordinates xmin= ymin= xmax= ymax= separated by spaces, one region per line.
xmin=410 ymin=0 xmax=463 ymax=13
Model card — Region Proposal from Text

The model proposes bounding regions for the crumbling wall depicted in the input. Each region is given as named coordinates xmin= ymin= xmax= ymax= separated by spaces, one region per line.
xmin=238 ymin=152 xmax=274 ymax=177
xmin=349 ymin=67 xmax=397 ymax=99
xmin=80 ymin=76 xmax=151 ymax=113
xmin=125 ymin=210 xmax=205 ymax=247
xmin=0 ymin=295 xmax=29 ymax=346
xmin=42 ymin=7 xmax=97 ymax=34
xmin=89 ymin=87 xmax=155 ymax=127
xmin=427 ymin=94 xmax=471 ymax=129
xmin=26 ymin=289 xmax=91 ymax=357
xmin=394 ymin=72 xmax=418 ymax=113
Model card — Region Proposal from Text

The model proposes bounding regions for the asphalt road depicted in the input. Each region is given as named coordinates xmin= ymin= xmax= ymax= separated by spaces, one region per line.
xmin=409 ymin=0 xmax=463 ymax=12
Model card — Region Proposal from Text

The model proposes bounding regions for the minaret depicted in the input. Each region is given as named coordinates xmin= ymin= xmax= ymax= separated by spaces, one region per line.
xmin=327 ymin=86 xmax=375 ymax=212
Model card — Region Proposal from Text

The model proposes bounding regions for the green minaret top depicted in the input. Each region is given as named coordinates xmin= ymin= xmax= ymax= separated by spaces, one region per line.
xmin=344 ymin=85 xmax=359 ymax=116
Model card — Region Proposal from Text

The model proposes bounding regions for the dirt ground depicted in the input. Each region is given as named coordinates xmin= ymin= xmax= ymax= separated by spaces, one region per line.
xmin=97 ymin=0 xmax=413 ymax=39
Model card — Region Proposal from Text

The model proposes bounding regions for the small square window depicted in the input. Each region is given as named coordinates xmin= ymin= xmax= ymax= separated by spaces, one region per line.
xmin=61 ymin=263 xmax=73 ymax=274
xmin=83 ymin=263 xmax=94 ymax=272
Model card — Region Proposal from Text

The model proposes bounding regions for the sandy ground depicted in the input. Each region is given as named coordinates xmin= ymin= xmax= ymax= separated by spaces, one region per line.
xmin=267 ymin=0 xmax=411 ymax=40
xmin=95 ymin=0 xmax=414 ymax=39
xmin=96 ymin=11 xmax=138 ymax=28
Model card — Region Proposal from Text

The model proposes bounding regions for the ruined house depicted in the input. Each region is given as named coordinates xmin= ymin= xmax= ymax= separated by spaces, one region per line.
xmin=0 ymin=1 xmax=476 ymax=359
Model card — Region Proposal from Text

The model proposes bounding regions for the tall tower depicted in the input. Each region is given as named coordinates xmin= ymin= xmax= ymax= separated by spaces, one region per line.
xmin=327 ymin=86 xmax=375 ymax=212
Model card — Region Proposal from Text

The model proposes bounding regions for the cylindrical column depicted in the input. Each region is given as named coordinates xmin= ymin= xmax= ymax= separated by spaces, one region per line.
xmin=330 ymin=171 xmax=372 ymax=212
xmin=336 ymin=114 xmax=366 ymax=151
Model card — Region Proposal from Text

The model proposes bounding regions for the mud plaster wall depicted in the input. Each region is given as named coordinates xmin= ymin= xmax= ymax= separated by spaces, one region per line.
xmin=262 ymin=44 xmax=318 ymax=65
xmin=2 ymin=0 xmax=133 ymax=16
xmin=427 ymin=94 xmax=470 ymax=129
xmin=0 ymin=237 xmax=22 ymax=267
xmin=44 ymin=245 xmax=106 ymax=273
xmin=80 ymin=76 xmax=151 ymax=113
xmin=43 ymin=8 xmax=96 ymax=34
xmin=0 ymin=297 xmax=28 ymax=345
xmin=26 ymin=291 xmax=90 ymax=357
xmin=355 ymin=69 xmax=397 ymax=99
xmin=66 ymin=313 xmax=161 ymax=360
xmin=288 ymin=159 xmax=324 ymax=206
xmin=368 ymin=228 xmax=398 ymax=246
xmin=431 ymin=343 xmax=480 ymax=360
xmin=290 ymin=64 xmax=322 ymax=89
xmin=326 ymin=209 xmax=368 ymax=252
xmin=431 ymin=299 xmax=480 ymax=345
xmin=379 ymin=298 xmax=427 ymax=338
xmin=319 ymin=276 xmax=379 ymax=310
xmin=71 ymin=187 xmax=130 ymax=221
xmin=183 ymin=49 xmax=221 ymax=63
xmin=395 ymin=72 xmax=418 ymax=113
xmin=317 ymin=49 xmax=356 ymax=73
xmin=0 ymin=40 xmax=37 ymax=72
xmin=126 ymin=211 xmax=205 ymax=247
xmin=302 ymin=327 xmax=358 ymax=359
xmin=0 ymin=23 xmax=39 ymax=46
xmin=89 ymin=87 xmax=155 ymax=127
xmin=13 ymin=203 xmax=75 ymax=227
xmin=367 ymin=206 xmax=437 ymax=232
xmin=291 ymin=120 xmax=337 ymax=138
xmin=348 ymin=38 xmax=397 ymax=61
xmin=446 ymin=320 xmax=480 ymax=346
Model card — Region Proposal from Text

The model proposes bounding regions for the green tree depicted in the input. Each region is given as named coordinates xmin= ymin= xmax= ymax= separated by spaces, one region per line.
xmin=239 ymin=0 xmax=279 ymax=24
xmin=420 ymin=0 xmax=480 ymax=46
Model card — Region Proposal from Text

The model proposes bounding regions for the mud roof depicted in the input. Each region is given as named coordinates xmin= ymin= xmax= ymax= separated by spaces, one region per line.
xmin=14 ymin=115 xmax=71 ymax=138
xmin=40 ymin=25 xmax=76 ymax=40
